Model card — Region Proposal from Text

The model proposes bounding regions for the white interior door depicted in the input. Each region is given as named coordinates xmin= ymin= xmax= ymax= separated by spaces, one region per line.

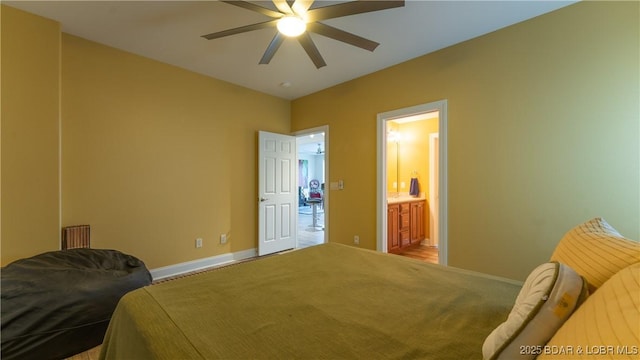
xmin=258 ymin=131 xmax=297 ymax=256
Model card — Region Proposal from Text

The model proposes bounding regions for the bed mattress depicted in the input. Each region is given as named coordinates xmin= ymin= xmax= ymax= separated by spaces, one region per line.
xmin=100 ymin=243 xmax=521 ymax=359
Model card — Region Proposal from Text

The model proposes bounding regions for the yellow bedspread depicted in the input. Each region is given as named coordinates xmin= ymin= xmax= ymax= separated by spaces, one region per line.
xmin=100 ymin=243 xmax=520 ymax=359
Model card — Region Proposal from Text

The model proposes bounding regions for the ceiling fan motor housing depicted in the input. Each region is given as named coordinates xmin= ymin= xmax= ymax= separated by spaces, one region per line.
xmin=201 ymin=0 xmax=405 ymax=68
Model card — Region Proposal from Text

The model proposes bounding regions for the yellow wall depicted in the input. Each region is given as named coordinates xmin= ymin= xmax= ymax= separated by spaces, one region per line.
xmin=1 ymin=5 xmax=289 ymax=269
xmin=396 ymin=118 xmax=438 ymax=197
xmin=292 ymin=1 xmax=639 ymax=280
xmin=61 ymin=34 xmax=290 ymax=269
xmin=396 ymin=118 xmax=439 ymax=236
xmin=1 ymin=6 xmax=61 ymax=265
xmin=2 ymin=2 xmax=638 ymax=281
xmin=386 ymin=122 xmax=398 ymax=193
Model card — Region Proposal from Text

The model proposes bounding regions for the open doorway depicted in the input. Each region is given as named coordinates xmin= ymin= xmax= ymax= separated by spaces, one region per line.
xmin=377 ymin=100 xmax=448 ymax=265
xmin=295 ymin=127 xmax=328 ymax=249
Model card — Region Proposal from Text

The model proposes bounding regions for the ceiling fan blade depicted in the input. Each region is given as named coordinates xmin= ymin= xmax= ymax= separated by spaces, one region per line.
xmin=291 ymin=0 xmax=314 ymax=16
xmin=272 ymin=0 xmax=294 ymax=15
xmin=259 ymin=32 xmax=285 ymax=64
xmin=297 ymin=32 xmax=326 ymax=68
xmin=306 ymin=0 xmax=404 ymax=22
xmin=307 ymin=22 xmax=378 ymax=51
xmin=221 ymin=1 xmax=284 ymax=18
xmin=201 ymin=19 xmax=278 ymax=40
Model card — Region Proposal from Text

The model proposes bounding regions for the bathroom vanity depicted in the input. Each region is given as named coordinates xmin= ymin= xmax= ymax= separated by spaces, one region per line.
xmin=387 ymin=198 xmax=425 ymax=253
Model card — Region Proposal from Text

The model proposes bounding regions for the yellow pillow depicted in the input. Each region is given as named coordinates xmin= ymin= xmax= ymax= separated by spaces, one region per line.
xmin=538 ymin=262 xmax=639 ymax=359
xmin=550 ymin=218 xmax=640 ymax=291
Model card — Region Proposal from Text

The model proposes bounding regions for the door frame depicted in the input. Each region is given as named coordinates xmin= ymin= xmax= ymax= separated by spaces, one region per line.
xmin=376 ymin=100 xmax=448 ymax=265
xmin=292 ymin=125 xmax=329 ymax=246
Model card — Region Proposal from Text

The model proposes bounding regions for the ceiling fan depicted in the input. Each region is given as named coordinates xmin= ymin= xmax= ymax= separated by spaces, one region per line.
xmin=201 ymin=0 xmax=405 ymax=69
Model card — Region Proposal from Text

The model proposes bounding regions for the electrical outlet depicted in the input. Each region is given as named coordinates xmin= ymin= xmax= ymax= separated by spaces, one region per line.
xmin=354 ymin=235 xmax=360 ymax=245
xmin=195 ymin=238 xmax=203 ymax=248
xmin=220 ymin=233 xmax=227 ymax=244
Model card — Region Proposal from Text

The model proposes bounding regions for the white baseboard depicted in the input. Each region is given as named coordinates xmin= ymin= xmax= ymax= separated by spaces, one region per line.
xmin=149 ymin=248 xmax=257 ymax=281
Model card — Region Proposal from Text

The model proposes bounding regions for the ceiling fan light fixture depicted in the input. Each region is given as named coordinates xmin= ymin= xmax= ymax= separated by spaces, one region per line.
xmin=277 ymin=16 xmax=306 ymax=37
xmin=203 ymin=0 xmax=405 ymax=68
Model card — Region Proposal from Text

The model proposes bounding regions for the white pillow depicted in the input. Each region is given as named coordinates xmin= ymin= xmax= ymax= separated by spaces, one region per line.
xmin=482 ymin=262 xmax=588 ymax=360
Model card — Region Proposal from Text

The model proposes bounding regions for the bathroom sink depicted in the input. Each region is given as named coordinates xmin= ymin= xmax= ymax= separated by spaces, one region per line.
xmin=387 ymin=195 xmax=425 ymax=204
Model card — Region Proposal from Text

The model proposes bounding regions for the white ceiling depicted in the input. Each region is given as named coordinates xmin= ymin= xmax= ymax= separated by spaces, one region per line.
xmin=297 ymin=131 xmax=325 ymax=154
xmin=6 ymin=0 xmax=576 ymax=100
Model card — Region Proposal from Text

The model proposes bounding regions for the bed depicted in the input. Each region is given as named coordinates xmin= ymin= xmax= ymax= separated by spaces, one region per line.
xmin=100 ymin=243 xmax=521 ymax=359
xmin=100 ymin=218 xmax=639 ymax=359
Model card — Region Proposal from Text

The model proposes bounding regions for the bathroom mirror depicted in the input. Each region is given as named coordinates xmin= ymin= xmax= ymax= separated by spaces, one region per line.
xmin=386 ymin=113 xmax=440 ymax=199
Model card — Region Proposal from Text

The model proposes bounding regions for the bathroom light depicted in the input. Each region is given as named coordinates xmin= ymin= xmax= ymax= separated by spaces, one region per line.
xmin=277 ymin=16 xmax=306 ymax=37
xmin=388 ymin=130 xmax=401 ymax=143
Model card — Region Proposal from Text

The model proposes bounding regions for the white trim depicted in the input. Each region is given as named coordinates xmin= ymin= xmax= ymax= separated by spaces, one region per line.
xmin=149 ymin=248 xmax=257 ymax=281
xmin=376 ymin=100 xmax=448 ymax=265
xmin=439 ymin=102 xmax=448 ymax=266
xmin=376 ymin=114 xmax=389 ymax=253
xmin=58 ymin=29 xmax=63 ymax=250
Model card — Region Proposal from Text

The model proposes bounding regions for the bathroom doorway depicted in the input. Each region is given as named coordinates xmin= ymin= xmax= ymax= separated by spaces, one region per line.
xmin=295 ymin=126 xmax=328 ymax=249
xmin=376 ymin=100 xmax=448 ymax=265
